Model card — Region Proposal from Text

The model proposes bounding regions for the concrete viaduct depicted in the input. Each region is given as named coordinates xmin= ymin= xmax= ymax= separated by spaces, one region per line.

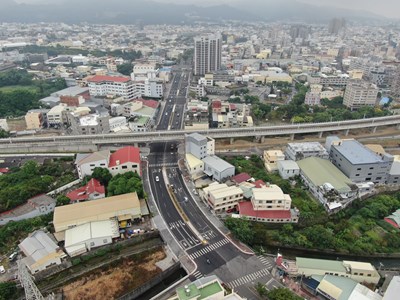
xmin=0 ymin=115 xmax=399 ymax=153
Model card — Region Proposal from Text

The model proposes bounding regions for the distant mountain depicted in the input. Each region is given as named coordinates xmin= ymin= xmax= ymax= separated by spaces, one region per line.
xmin=0 ymin=0 xmax=386 ymax=24
xmin=230 ymin=0 xmax=386 ymax=22
xmin=0 ymin=0 xmax=258 ymax=24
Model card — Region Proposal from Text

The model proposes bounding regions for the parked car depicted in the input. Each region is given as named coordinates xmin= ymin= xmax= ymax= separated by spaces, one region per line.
xmin=0 ymin=265 xmax=5 ymax=274
xmin=8 ymin=251 xmax=18 ymax=261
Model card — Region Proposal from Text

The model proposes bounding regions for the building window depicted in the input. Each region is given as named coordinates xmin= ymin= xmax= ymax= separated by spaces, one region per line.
xmin=366 ymin=178 xmax=371 ymax=181
xmin=122 ymin=166 xmax=128 ymax=169
xmin=90 ymin=242 xmax=95 ymax=246
xmin=376 ymin=177 xmax=382 ymax=180
xmin=357 ymin=168 xmax=361 ymax=170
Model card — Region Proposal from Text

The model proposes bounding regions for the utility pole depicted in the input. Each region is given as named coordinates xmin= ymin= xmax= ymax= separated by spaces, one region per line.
xmin=17 ymin=259 xmax=45 ymax=300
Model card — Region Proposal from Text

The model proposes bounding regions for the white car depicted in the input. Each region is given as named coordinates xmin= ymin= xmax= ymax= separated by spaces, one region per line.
xmin=155 ymin=176 xmax=160 ymax=182
xmin=0 ymin=265 xmax=5 ymax=274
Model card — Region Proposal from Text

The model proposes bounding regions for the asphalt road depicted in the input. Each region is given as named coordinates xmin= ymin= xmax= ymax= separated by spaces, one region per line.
xmin=147 ymin=66 xmax=283 ymax=299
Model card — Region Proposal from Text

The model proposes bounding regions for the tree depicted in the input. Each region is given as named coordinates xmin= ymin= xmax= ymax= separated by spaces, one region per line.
xmin=56 ymin=195 xmax=70 ymax=206
xmin=267 ymin=288 xmax=303 ymax=300
xmin=107 ymin=171 xmax=144 ymax=198
xmin=0 ymin=129 xmax=9 ymax=138
xmin=224 ymin=217 xmax=254 ymax=245
xmin=0 ymin=282 xmax=17 ymax=300
xmin=91 ymin=167 xmax=112 ymax=186
xmin=117 ymin=63 xmax=133 ymax=76
xmin=254 ymin=282 xmax=268 ymax=298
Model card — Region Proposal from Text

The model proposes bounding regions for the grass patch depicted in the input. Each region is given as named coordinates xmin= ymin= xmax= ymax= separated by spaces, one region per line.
xmin=0 ymin=85 xmax=38 ymax=92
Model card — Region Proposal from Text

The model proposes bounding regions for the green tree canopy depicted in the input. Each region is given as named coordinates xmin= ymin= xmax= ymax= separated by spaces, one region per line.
xmin=107 ymin=171 xmax=144 ymax=198
xmin=0 ymin=282 xmax=18 ymax=300
xmin=91 ymin=167 xmax=112 ymax=186
xmin=267 ymin=288 xmax=303 ymax=300
xmin=117 ymin=63 xmax=133 ymax=76
xmin=56 ymin=195 xmax=71 ymax=206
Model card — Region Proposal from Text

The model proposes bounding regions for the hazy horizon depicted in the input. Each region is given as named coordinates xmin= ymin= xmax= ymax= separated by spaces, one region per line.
xmin=13 ymin=0 xmax=400 ymax=19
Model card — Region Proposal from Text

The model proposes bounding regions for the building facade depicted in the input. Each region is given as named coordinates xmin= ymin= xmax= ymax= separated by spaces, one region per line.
xmin=194 ymin=35 xmax=222 ymax=76
xmin=343 ymin=80 xmax=378 ymax=110
xmin=329 ymin=138 xmax=393 ymax=184
xmin=87 ymin=75 xmax=138 ymax=101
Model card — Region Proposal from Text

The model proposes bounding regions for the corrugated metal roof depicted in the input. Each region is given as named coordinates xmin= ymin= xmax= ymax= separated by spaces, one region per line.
xmin=297 ymin=157 xmax=353 ymax=193
xmin=333 ymin=140 xmax=383 ymax=164
xmin=296 ymin=257 xmax=346 ymax=273
xmin=202 ymin=155 xmax=234 ymax=172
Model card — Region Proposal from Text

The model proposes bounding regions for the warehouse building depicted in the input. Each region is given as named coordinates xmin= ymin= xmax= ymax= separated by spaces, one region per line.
xmin=297 ymin=157 xmax=358 ymax=213
xmin=53 ymin=192 xmax=142 ymax=240
xmin=19 ymin=230 xmax=66 ymax=274
xmin=202 ymin=155 xmax=235 ymax=182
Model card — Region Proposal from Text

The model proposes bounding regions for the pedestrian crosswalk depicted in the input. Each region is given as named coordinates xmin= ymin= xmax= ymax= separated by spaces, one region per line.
xmin=226 ymin=268 xmax=270 ymax=289
xmin=257 ymin=255 xmax=274 ymax=269
xmin=192 ymin=271 xmax=203 ymax=280
xmin=149 ymin=162 xmax=178 ymax=168
xmin=189 ymin=239 xmax=230 ymax=259
xmin=202 ymin=230 xmax=217 ymax=240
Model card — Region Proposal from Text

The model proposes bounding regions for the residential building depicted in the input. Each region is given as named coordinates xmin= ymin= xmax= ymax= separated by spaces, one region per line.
xmin=203 ymin=183 xmax=243 ymax=213
xmin=285 ymin=142 xmax=329 ymax=161
xmin=123 ymin=99 xmax=159 ymax=120
xmin=53 ymin=192 xmax=143 ymax=239
xmin=66 ymin=178 xmax=105 ymax=203
xmin=194 ymin=35 xmax=222 ymax=76
xmin=87 ymin=75 xmax=138 ymax=101
xmin=384 ymin=209 xmax=400 ymax=229
xmin=329 ymin=138 xmax=393 ymax=184
xmin=64 ymin=219 xmax=119 ymax=257
xmin=263 ymin=150 xmax=285 ymax=172
xmin=388 ymin=156 xmax=400 ymax=184
xmin=75 ymin=150 xmax=110 ymax=179
xmin=237 ymin=185 xmax=299 ymax=223
xmin=134 ymin=79 xmax=163 ymax=98
xmin=185 ymin=133 xmax=215 ymax=160
xmin=0 ymin=194 xmax=56 ymax=225
xmin=303 ymin=275 xmax=382 ymax=300
xmin=109 ymin=116 xmax=128 ymax=131
xmin=47 ymin=104 xmax=67 ymax=126
xmin=19 ymin=230 xmax=66 ymax=274
xmin=25 ymin=109 xmax=48 ymax=129
xmin=185 ymin=153 xmax=204 ymax=177
xmin=297 ymin=157 xmax=358 ymax=213
xmin=304 ymin=92 xmax=321 ymax=106
xmin=343 ymin=80 xmax=378 ymax=110
xmin=173 ymin=275 xmax=244 ymax=300
xmin=202 ymin=155 xmax=235 ymax=182
xmin=67 ymin=112 xmax=110 ymax=135
xmin=295 ymin=257 xmax=380 ymax=286
xmin=129 ymin=116 xmax=152 ymax=132
xmin=231 ymin=173 xmax=252 ymax=185
xmin=60 ymin=95 xmax=85 ymax=107
xmin=108 ymin=146 xmax=141 ymax=176
xmin=277 ymin=160 xmax=300 ymax=179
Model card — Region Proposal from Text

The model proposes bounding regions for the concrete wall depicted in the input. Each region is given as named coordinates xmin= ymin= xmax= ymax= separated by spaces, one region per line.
xmin=47 ymin=179 xmax=81 ymax=196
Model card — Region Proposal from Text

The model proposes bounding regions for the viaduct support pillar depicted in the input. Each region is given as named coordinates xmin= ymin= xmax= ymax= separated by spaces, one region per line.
xmin=290 ymin=134 xmax=295 ymax=141
xmin=318 ymin=131 xmax=323 ymax=139
xmin=344 ymin=129 xmax=349 ymax=136
xmin=397 ymin=123 xmax=400 ymax=130
xmin=260 ymin=136 xmax=265 ymax=143
xmin=230 ymin=137 xmax=234 ymax=145
xmin=372 ymin=126 xmax=377 ymax=133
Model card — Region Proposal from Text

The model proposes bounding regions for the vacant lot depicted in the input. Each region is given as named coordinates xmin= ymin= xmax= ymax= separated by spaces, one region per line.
xmin=62 ymin=248 xmax=166 ymax=300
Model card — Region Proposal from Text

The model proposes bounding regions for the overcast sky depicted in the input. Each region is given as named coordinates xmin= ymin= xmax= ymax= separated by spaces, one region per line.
xmin=14 ymin=0 xmax=400 ymax=19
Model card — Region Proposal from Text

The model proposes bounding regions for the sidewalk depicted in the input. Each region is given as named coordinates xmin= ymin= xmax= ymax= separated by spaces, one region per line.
xmin=177 ymin=158 xmax=254 ymax=255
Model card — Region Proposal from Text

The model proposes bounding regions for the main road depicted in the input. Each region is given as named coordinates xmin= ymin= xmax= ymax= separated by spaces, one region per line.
xmin=147 ymin=66 xmax=282 ymax=299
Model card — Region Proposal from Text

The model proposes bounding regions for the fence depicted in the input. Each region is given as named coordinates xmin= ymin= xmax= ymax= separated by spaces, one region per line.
xmin=46 ymin=179 xmax=81 ymax=196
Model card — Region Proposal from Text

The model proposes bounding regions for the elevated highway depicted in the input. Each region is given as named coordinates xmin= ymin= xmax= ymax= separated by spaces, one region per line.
xmin=0 ymin=115 xmax=399 ymax=153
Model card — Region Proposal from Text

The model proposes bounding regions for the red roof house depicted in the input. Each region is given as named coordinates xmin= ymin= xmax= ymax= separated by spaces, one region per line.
xmin=66 ymin=178 xmax=105 ymax=203
xmin=232 ymin=172 xmax=252 ymax=184
xmin=238 ymin=201 xmax=295 ymax=223
xmin=108 ymin=146 xmax=141 ymax=176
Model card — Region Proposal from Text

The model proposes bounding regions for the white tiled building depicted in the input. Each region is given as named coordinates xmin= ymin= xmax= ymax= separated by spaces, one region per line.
xmin=203 ymin=183 xmax=243 ymax=213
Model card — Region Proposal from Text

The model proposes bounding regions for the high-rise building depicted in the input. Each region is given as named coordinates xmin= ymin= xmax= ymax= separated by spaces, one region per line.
xmin=343 ymin=80 xmax=378 ymax=110
xmin=328 ymin=18 xmax=346 ymax=35
xmin=390 ymin=65 xmax=400 ymax=98
xmin=194 ymin=35 xmax=222 ymax=76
